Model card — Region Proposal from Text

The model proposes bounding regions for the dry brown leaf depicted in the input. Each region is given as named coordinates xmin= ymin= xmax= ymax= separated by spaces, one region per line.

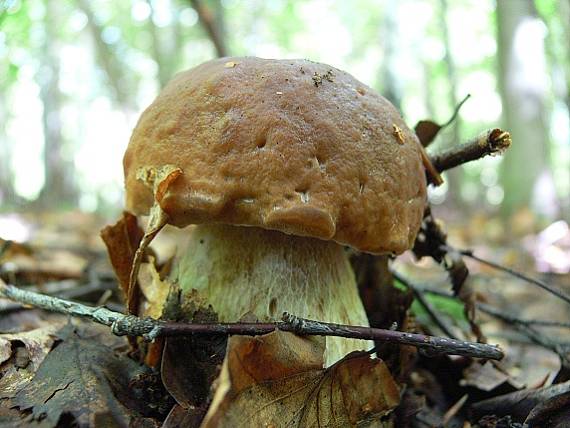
xmin=461 ymin=361 xmax=524 ymax=392
xmin=201 ymin=331 xmax=400 ymax=428
xmin=10 ymin=324 xmax=153 ymax=427
xmin=138 ymin=259 xmax=170 ymax=320
xmin=0 ymin=324 xmax=62 ymax=397
xmin=126 ymin=165 xmax=182 ymax=315
xmin=100 ymin=211 xmax=144 ymax=297
xmin=1 ymin=249 xmax=88 ymax=283
xmin=414 ymin=120 xmax=442 ymax=147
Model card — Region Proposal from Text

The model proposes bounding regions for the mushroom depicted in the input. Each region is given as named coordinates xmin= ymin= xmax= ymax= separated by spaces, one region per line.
xmin=124 ymin=57 xmax=426 ymax=366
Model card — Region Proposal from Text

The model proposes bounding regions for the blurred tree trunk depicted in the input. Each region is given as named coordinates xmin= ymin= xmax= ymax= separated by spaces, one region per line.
xmin=379 ymin=0 xmax=401 ymax=110
xmin=77 ymin=0 xmax=132 ymax=110
xmin=191 ymin=0 xmax=228 ymax=57
xmin=146 ymin=0 xmax=169 ymax=88
xmin=438 ymin=0 xmax=462 ymax=208
xmin=37 ymin=1 xmax=76 ymax=207
xmin=561 ymin=0 xmax=570 ymax=217
xmin=496 ymin=0 xmax=550 ymax=218
xmin=422 ymin=60 xmax=436 ymax=120
xmin=0 ymin=92 xmax=15 ymax=205
xmin=146 ymin=0 xmax=183 ymax=88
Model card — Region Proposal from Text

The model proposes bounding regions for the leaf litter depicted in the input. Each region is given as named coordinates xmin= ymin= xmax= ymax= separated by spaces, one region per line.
xmin=5 ymin=323 xmax=162 ymax=427
xmin=201 ymin=330 xmax=400 ymax=427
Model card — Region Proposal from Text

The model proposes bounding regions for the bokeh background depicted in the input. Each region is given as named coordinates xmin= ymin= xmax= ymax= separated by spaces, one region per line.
xmin=0 ymin=0 xmax=569 ymax=242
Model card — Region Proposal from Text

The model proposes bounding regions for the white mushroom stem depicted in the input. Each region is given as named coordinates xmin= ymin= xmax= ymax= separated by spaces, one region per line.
xmin=173 ymin=224 xmax=373 ymax=366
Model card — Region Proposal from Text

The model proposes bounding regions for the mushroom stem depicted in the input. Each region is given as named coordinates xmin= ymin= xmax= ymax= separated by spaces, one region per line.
xmin=173 ymin=224 xmax=373 ymax=366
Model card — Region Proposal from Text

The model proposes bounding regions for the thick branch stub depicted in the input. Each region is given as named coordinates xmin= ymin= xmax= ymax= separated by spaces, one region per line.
xmin=428 ymin=128 xmax=511 ymax=178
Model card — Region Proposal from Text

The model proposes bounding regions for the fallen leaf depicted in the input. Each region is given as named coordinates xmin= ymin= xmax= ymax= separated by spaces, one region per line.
xmin=100 ymin=211 xmax=144 ymax=297
xmin=0 ymin=324 xmax=62 ymax=397
xmin=126 ymin=165 xmax=182 ymax=315
xmin=160 ymin=286 xmax=225 ymax=417
xmin=414 ymin=95 xmax=470 ymax=147
xmin=162 ymin=404 xmax=204 ymax=428
xmin=138 ymin=258 xmax=170 ymax=319
xmin=201 ymin=331 xmax=400 ymax=427
xmin=1 ymin=248 xmax=88 ymax=283
xmin=10 ymin=324 xmax=152 ymax=427
xmin=461 ymin=361 xmax=523 ymax=392
xmin=414 ymin=120 xmax=441 ymax=147
xmin=471 ymin=379 xmax=570 ymax=422
xmin=524 ymin=390 xmax=570 ymax=427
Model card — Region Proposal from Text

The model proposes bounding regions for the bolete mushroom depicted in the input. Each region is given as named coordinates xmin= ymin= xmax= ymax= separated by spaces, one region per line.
xmin=124 ymin=57 xmax=426 ymax=366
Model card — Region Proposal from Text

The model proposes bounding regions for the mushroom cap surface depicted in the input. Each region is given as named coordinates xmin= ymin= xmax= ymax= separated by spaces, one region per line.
xmin=124 ymin=57 xmax=426 ymax=254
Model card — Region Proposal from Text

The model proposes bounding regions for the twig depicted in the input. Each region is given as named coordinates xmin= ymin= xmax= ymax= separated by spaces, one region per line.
xmin=477 ymin=303 xmax=570 ymax=329
xmin=419 ymin=145 xmax=444 ymax=186
xmin=471 ymin=380 xmax=570 ymax=420
xmin=281 ymin=313 xmax=501 ymax=359
xmin=0 ymin=281 xmax=503 ymax=360
xmin=396 ymin=275 xmax=570 ymax=329
xmin=441 ymin=94 xmax=471 ymax=128
xmin=443 ymin=245 xmax=570 ymax=306
xmin=395 ymin=272 xmax=570 ymax=368
xmin=392 ymin=271 xmax=459 ymax=339
xmin=428 ymin=128 xmax=511 ymax=177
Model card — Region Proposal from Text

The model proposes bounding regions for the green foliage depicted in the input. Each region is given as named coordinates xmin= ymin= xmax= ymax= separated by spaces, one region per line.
xmin=411 ymin=294 xmax=468 ymax=326
xmin=0 ymin=0 xmax=567 ymax=214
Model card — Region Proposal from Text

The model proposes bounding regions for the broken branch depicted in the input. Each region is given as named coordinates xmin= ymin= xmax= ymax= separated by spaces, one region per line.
xmin=428 ymin=128 xmax=511 ymax=179
xmin=0 ymin=280 xmax=503 ymax=360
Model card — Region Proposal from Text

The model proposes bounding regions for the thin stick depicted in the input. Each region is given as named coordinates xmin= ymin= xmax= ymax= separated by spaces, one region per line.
xmin=441 ymin=94 xmax=471 ymax=128
xmin=393 ymin=271 xmax=459 ymax=339
xmin=443 ymin=245 xmax=570 ymax=306
xmin=281 ymin=313 xmax=501 ymax=359
xmin=395 ymin=272 xmax=570 ymax=368
xmin=396 ymin=274 xmax=570 ymax=329
xmin=0 ymin=281 xmax=503 ymax=360
xmin=429 ymin=128 xmax=511 ymax=175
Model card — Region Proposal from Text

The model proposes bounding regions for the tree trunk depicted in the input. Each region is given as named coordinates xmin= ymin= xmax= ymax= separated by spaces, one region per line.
xmin=146 ymin=0 xmax=169 ymax=88
xmin=438 ymin=0 xmax=463 ymax=208
xmin=560 ymin=0 xmax=570 ymax=218
xmin=496 ymin=0 xmax=551 ymax=218
xmin=37 ymin=1 xmax=76 ymax=207
xmin=191 ymin=0 xmax=228 ymax=57
xmin=0 ymin=92 xmax=15 ymax=205
xmin=379 ymin=0 xmax=401 ymax=110
xmin=77 ymin=0 xmax=132 ymax=110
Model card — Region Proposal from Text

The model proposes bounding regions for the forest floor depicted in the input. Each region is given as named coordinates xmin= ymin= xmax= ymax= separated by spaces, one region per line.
xmin=0 ymin=209 xmax=569 ymax=427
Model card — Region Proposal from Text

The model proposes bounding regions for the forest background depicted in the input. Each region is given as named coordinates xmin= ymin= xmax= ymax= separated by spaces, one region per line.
xmin=0 ymin=0 xmax=568 ymax=237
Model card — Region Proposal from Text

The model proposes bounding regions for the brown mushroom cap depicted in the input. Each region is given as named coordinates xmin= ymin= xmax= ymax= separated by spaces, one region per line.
xmin=124 ymin=57 xmax=426 ymax=254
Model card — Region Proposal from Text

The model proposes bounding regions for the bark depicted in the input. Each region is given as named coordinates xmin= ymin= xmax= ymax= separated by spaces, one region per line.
xmin=496 ymin=0 xmax=550 ymax=217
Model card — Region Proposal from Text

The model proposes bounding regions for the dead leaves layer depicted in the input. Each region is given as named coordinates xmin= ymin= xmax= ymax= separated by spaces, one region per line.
xmin=7 ymin=324 xmax=153 ymax=427
xmin=202 ymin=331 xmax=400 ymax=427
